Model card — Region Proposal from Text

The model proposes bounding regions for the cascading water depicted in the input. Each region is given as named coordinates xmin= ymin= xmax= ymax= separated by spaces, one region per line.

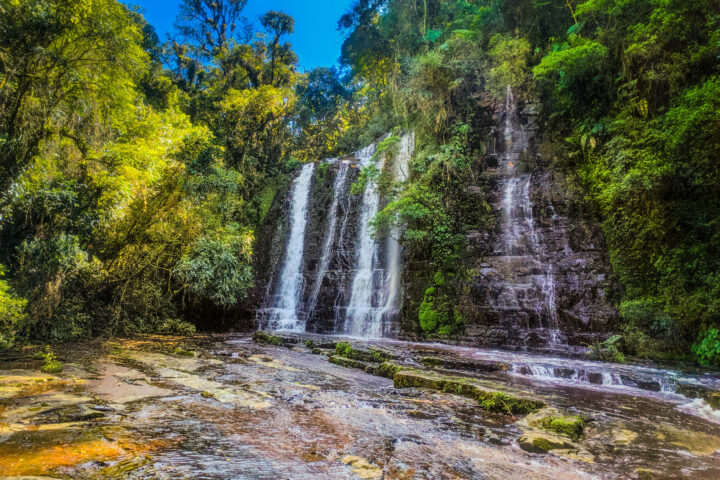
xmin=260 ymin=134 xmax=413 ymax=337
xmin=345 ymin=134 xmax=415 ymax=338
xmin=378 ymin=133 xmax=414 ymax=325
xmin=496 ymin=86 xmax=561 ymax=345
xmin=260 ymin=163 xmax=315 ymax=331
xmin=306 ymin=160 xmax=348 ymax=319
xmin=345 ymin=143 xmax=385 ymax=338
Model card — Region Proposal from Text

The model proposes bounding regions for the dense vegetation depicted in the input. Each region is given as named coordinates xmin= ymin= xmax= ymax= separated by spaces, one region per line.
xmin=1 ymin=0 xmax=719 ymax=366
xmin=338 ymin=0 xmax=720 ymax=363
xmin=0 ymin=0 xmax=361 ymax=346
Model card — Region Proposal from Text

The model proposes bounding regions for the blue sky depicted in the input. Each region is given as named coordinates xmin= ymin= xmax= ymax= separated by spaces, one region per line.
xmin=124 ymin=0 xmax=355 ymax=71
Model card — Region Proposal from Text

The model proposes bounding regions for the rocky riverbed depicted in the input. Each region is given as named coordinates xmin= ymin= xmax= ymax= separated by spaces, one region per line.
xmin=0 ymin=333 xmax=719 ymax=479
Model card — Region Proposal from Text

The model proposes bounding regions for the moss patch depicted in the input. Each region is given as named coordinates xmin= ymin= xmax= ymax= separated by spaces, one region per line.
xmin=39 ymin=361 xmax=63 ymax=374
xmin=329 ymin=355 xmax=369 ymax=371
xmin=518 ymin=434 xmax=574 ymax=454
xmin=253 ymin=331 xmax=284 ymax=346
xmin=540 ymin=415 xmax=588 ymax=440
xmin=334 ymin=342 xmax=390 ymax=363
xmin=420 ymin=357 xmax=444 ymax=368
xmin=393 ymin=370 xmax=542 ymax=415
xmin=374 ymin=362 xmax=405 ymax=379
xmin=172 ymin=347 xmax=195 ymax=357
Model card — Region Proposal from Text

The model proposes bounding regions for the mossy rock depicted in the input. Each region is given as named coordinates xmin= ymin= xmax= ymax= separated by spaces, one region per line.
xmin=335 ymin=342 xmax=390 ymax=363
xmin=253 ymin=331 xmax=284 ymax=346
xmin=478 ymin=392 xmax=543 ymax=415
xmin=393 ymin=370 xmax=543 ymax=415
xmin=329 ymin=355 xmax=370 ymax=371
xmin=518 ymin=433 xmax=574 ymax=454
xmin=540 ymin=415 xmax=588 ymax=440
xmin=304 ymin=339 xmax=317 ymax=349
xmin=635 ymin=468 xmax=656 ymax=480
xmin=39 ymin=361 xmax=63 ymax=374
xmin=420 ymin=357 xmax=444 ymax=368
xmin=373 ymin=362 xmax=405 ymax=379
xmin=676 ymin=384 xmax=720 ymax=410
xmin=173 ymin=347 xmax=195 ymax=357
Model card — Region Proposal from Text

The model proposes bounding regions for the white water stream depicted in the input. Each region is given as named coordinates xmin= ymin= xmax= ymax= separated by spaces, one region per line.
xmin=345 ymin=133 xmax=415 ymax=338
xmin=263 ymin=163 xmax=315 ymax=331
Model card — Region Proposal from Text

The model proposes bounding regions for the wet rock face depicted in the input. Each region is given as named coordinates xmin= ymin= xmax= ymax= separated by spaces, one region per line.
xmin=255 ymin=161 xmax=370 ymax=334
xmin=303 ymin=163 xmax=364 ymax=333
xmin=458 ymin=99 xmax=618 ymax=349
xmin=531 ymin=169 xmax=620 ymax=343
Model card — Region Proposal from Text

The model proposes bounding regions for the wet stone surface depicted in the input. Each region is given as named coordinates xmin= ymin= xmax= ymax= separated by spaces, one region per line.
xmin=0 ymin=334 xmax=719 ymax=479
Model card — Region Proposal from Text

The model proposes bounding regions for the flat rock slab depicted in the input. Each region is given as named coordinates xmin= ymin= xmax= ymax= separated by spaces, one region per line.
xmin=85 ymin=363 xmax=173 ymax=404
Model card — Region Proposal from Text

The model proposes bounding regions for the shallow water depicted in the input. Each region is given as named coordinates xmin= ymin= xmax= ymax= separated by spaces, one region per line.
xmin=1 ymin=335 xmax=718 ymax=479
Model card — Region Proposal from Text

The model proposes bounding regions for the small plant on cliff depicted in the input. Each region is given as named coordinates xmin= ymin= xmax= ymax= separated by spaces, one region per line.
xmin=39 ymin=346 xmax=63 ymax=373
xmin=350 ymin=164 xmax=379 ymax=195
xmin=418 ymin=284 xmax=464 ymax=335
xmin=692 ymin=328 xmax=720 ymax=367
xmin=588 ymin=334 xmax=625 ymax=363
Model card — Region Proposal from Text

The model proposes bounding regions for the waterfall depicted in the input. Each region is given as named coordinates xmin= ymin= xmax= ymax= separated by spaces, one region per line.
xmin=345 ymin=133 xmax=414 ymax=338
xmin=306 ymin=160 xmax=349 ymax=319
xmin=259 ymin=134 xmax=413 ymax=337
xmin=499 ymin=86 xmax=561 ymax=345
xmin=262 ymin=163 xmax=315 ymax=331
xmin=378 ymin=133 xmax=414 ymax=325
xmin=345 ymin=143 xmax=384 ymax=337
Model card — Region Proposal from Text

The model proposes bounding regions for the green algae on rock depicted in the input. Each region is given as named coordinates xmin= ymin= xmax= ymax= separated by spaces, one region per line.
xmin=329 ymin=355 xmax=370 ymax=371
xmin=334 ymin=342 xmax=391 ymax=363
xmin=253 ymin=331 xmax=285 ymax=346
xmin=374 ymin=361 xmax=405 ymax=379
xmin=172 ymin=347 xmax=196 ymax=357
xmin=393 ymin=370 xmax=543 ymax=415
xmin=540 ymin=415 xmax=588 ymax=440
xmin=39 ymin=361 xmax=63 ymax=374
xmin=518 ymin=432 xmax=575 ymax=454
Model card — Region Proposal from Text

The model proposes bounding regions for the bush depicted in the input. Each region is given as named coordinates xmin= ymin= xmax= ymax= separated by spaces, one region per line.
xmin=692 ymin=328 xmax=720 ymax=367
xmin=0 ymin=266 xmax=27 ymax=351
xmin=38 ymin=346 xmax=63 ymax=373
xmin=17 ymin=234 xmax=104 ymax=342
xmin=174 ymin=233 xmax=254 ymax=308
xmin=157 ymin=318 xmax=196 ymax=335
xmin=419 ymin=288 xmax=441 ymax=332
xmin=418 ymin=285 xmax=463 ymax=335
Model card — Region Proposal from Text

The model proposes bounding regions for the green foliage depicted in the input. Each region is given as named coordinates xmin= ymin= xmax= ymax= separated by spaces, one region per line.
xmin=418 ymin=284 xmax=463 ymax=335
xmin=0 ymin=0 xmax=322 ymax=344
xmin=588 ymin=334 xmax=626 ymax=363
xmin=350 ymin=164 xmax=380 ymax=195
xmin=487 ymin=34 xmax=532 ymax=99
xmin=174 ymin=233 xmax=254 ymax=308
xmin=39 ymin=346 xmax=63 ymax=373
xmin=692 ymin=328 xmax=720 ymax=367
xmin=0 ymin=266 xmax=27 ymax=351
xmin=16 ymin=234 xmax=104 ymax=342
xmin=0 ymin=0 xmax=147 ymax=192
